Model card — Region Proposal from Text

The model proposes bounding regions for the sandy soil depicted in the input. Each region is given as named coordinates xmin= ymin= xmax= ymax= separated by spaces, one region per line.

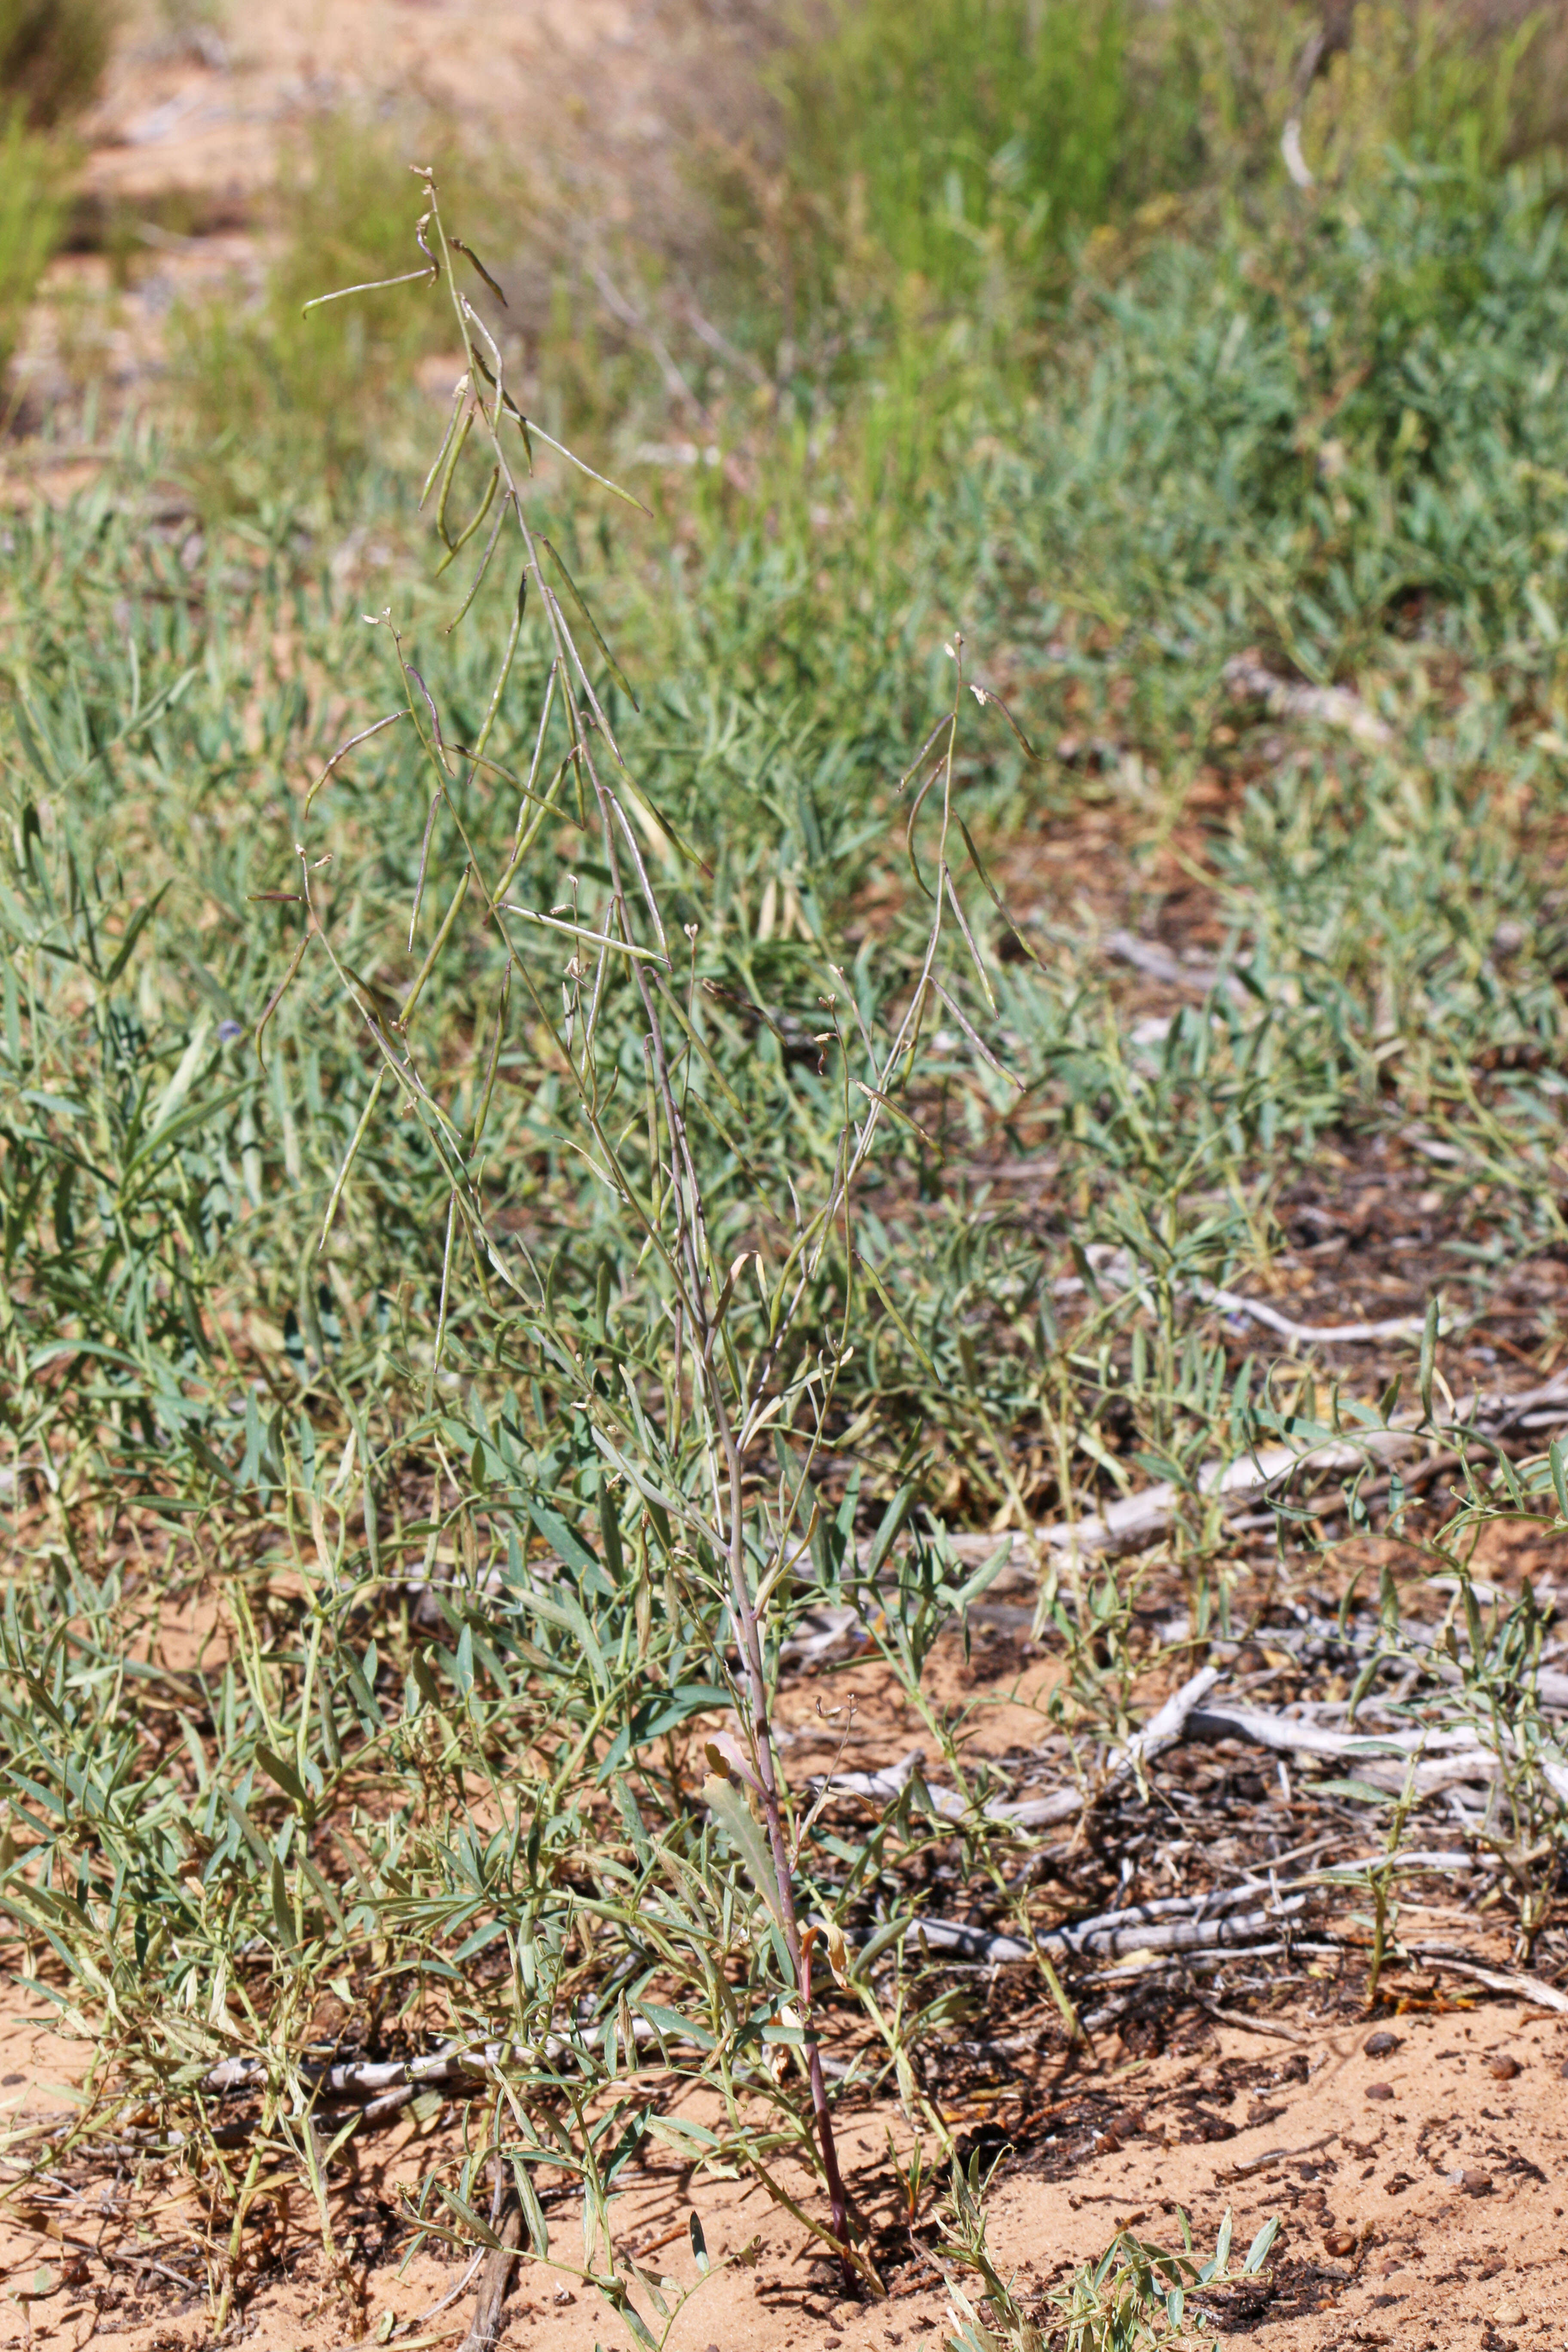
xmin=3 ymin=1984 xmax=1564 ymax=2350
xmin=11 ymin=0 xmax=766 ymax=442
xmin=77 ymin=0 xmax=759 ymax=217
xmin=2 ymin=1610 xmax=1564 ymax=2352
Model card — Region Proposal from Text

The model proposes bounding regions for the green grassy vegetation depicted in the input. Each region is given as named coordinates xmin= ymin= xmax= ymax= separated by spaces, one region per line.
xmin=6 ymin=2 xmax=1568 ymax=2342
xmin=0 ymin=113 xmax=67 ymax=384
xmin=172 ymin=118 xmax=500 ymax=508
xmin=0 ymin=0 xmax=114 ymax=129
xmin=0 ymin=0 xmax=111 ymax=386
xmin=764 ymin=0 xmax=1148 ymax=309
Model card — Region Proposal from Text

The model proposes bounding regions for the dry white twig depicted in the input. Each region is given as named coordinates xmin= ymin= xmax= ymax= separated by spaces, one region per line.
xmin=1223 ymin=654 xmax=1393 ymax=747
xmin=896 ymin=1888 xmax=1309 ymax=1971
xmin=1403 ymin=1945 xmax=1568 ymax=2015
xmin=1203 ymin=1285 xmax=1426 ymax=1348
xmin=943 ymin=1371 xmax=1568 ymax=1565
xmin=821 ymin=1668 xmax=1222 ymax=1835
xmin=1185 ymin=1700 xmax=1500 ymax=1796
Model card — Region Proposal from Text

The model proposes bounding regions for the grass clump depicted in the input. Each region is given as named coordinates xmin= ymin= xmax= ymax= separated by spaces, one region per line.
xmin=1298 ymin=0 xmax=1553 ymax=186
xmin=0 ymin=0 xmax=113 ymax=130
xmin=174 ymin=116 xmax=499 ymax=506
xmin=0 ymin=0 xmax=113 ymax=394
xmin=717 ymin=0 xmax=1310 ymax=376
xmin=995 ymin=156 xmax=1568 ymax=674
xmin=0 ymin=112 xmax=66 ymax=385
xmin=773 ymin=0 xmax=1136 ymax=302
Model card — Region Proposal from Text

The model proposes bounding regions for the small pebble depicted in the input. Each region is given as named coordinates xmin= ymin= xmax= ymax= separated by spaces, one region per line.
xmin=1487 ymin=2053 xmax=1520 ymax=2081
xmin=1493 ymin=2299 xmax=1525 ymax=2329
xmin=1363 ymin=2030 xmax=1401 ymax=2057
xmin=1365 ymin=2081 xmax=1394 ymax=2101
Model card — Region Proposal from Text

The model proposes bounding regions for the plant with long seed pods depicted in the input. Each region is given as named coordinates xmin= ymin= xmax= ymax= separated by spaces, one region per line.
xmin=266 ymin=164 xmax=1034 ymax=2300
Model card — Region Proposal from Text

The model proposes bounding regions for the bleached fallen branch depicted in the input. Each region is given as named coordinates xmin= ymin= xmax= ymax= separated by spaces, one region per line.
xmin=1103 ymin=929 xmax=1245 ymax=1002
xmin=1185 ymin=1700 xmax=1501 ymax=1797
xmin=991 ymin=1666 xmax=1221 ymax=1825
xmin=200 ymin=2024 xmax=651 ymax=2108
xmin=1314 ymin=1848 xmax=1475 ymax=1874
xmin=779 ymin=1603 xmax=864 ymax=1665
xmin=1188 ymin=1697 xmax=1568 ymax=1804
xmin=947 ymin=1434 xmax=1402 ymax=1565
xmin=203 ymin=2040 xmax=488 ymax=2100
xmin=1202 ymin=1285 xmax=1425 ymax=1348
xmin=895 ymin=1885 xmax=1309 ymax=1970
xmin=1051 ymin=1244 xmax=1430 ymax=1351
xmin=1411 ymin=1629 xmax=1568 ymax=1715
xmin=1045 ymin=1880 xmax=1295 ymax=1946
xmin=1222 ymin=654 xmax=1393 ymax=748
xmin=1403 ymin=1945 xmax=1568 ymax=2015
xmin=1280 ymin=118 xmax=1315 ymax=191
xmin=822 ymin=1669 xmax=1566 ymax=1961
xmin=1050 ymin=1234 xmax=1430 ymax=1349
xmin=1051 ymin=1897 xmax=1308 ymax=1962
xmin=1200 ymin=2003 xmax=1312 ymax=2046
xmin=820 ymin=1668 xmax=1221 ymax=1834
xmin=943 ymin=1370 xmax=1568 ymax=1566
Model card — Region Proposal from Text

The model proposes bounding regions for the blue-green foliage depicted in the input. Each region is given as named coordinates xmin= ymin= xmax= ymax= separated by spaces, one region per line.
xmin=986 ymin=160 xmax=1568 ymax=669
xmin=8 ymin=151 xmax=1568 ymax=1509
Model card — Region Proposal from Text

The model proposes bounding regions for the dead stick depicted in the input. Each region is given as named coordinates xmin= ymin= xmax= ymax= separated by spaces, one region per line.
xmin=456 ymin=2192 xmax=523 ymax=2352
xmin=1197 ymin=2000 xmax=1312 ymax=2046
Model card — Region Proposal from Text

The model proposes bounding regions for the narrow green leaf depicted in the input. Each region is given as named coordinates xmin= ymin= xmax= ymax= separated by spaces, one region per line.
xmin=527 ymin=1500 xmax=600 ymax=1578
xmin=539 ymin=536 xmax=640 ymax=711
xmin=1242 ymin=2215 xmax=1280 ymax=2275
xmin=1551 ymin=1438 xmax=1568 ymax=1522
xmin=1419 ymin=1294 xmax=1440 ymax=1423
xmin=703 ymin=1773 xmax=788 ymax=1936
xmin=511 ymin=2158 xmax=550 ymax=2258
xmin=270 ymin=1855 xmax=295 ymax=1947
xmin=515 ymin=1585 xmax=609 ymax=1693
xmin=254 ymin=1745 xmax=309 ymax=1809
xmin=104 ymin=885 xmax=171 ymax=986
xmin=410 ymin=1649 xmax=443 ymax=1710
xmin=432 ymin=2184 xmax=505 ymax=2251
xmin=954 ymin=1538 xmax=1014 ymax=1611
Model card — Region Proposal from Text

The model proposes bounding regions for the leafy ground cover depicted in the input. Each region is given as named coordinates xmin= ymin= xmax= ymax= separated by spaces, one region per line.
xmin=6 ymin=6 xmax=1568 ymax=2349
